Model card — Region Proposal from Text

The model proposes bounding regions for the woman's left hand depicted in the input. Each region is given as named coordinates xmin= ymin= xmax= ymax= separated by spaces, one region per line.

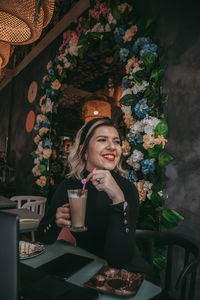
xmin=86 ymin=169 xmax=125 ymax=205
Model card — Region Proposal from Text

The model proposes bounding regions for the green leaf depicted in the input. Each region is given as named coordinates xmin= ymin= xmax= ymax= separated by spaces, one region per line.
xmin=161 ymin=94 xmax=168 ymax=104
xmin=39 ymin=164 xmax=46 ymax=172
xmin=78 ymin=47 xmax=84 ymax=59
xmin=148 ymin=144 xmax=163 ymax=158
xmin=86 ymin=32 xmax=102 ymax=40
xmin=30 ymin=151 xmax=37 ymax=158
xmin=110 ymin=4 xmax=121 ymax=20
xmin=161 ymin=209 xmax=184 ymax=229
xmin=155 ymin=119 xmax=168 ymax=138
xmin=158 ymin=152 xmax=173 ymax=167
xmin=151 ymin=192 xmax=163 ymax=208
xmin=150 ymin=67 xmax=165 ymax=82
xmin=120 ymin=94 xmax=136 ymax=106
xmin=143 ymin=52 xmax=156 ymax=73
xmin=132 ymin=73 xmax=142 ymax=86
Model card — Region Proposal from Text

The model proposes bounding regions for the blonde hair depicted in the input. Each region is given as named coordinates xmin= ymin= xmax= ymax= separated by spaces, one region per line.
xmin=67 ymin=118 xmax=126 ymax=180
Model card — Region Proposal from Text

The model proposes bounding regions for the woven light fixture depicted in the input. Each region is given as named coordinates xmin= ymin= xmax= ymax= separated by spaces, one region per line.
xmin=0 ymin=0 xmax=55 ymax=45
xmin=0 ymin=41 xmax=10 ymax=68
xmin=82 ymin=94 xmax=112 ymax=124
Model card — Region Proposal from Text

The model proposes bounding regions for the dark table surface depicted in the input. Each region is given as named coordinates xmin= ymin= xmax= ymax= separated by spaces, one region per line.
xmin=0 ymin=195 xmax=17 ymax=208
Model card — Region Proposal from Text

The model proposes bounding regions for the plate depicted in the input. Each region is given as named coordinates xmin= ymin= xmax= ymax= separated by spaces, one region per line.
xmin=84 ymin=265 xmax=145 ymax=298
xmin=19 ymin=241 xmax=45 ymax=260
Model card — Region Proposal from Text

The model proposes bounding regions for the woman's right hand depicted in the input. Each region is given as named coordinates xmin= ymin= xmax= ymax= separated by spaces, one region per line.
xmin=56 ymin=203 xmax=71 ymax=228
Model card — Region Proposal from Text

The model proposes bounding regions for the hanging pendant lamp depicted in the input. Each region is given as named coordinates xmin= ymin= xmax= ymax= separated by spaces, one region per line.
xmin=0 ymin=41 xmax=10 ymax=68
xmin=0 ymin=0 xmax=55 ymax=45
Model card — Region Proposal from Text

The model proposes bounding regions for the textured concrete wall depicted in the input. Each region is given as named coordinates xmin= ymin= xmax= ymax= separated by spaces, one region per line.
xmin=135 ymin=0 xmax=200 ymax=297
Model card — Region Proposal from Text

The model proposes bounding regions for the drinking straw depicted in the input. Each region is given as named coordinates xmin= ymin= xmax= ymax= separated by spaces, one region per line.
xmin=81 ymin=178 xmax=87 ymax=191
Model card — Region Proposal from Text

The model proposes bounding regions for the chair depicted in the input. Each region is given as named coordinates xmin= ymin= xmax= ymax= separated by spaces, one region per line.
xmin=135 ymin=229 xmax=200 ymax=300
xmin=10 ymin=196 xmax=47 ymax=242
xmin=10 ymin=195 xmax=47 ymax=215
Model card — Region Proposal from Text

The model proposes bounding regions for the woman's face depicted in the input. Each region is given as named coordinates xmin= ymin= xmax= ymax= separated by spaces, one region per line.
xmin=85 ymin=125 xmax=122 ymax=171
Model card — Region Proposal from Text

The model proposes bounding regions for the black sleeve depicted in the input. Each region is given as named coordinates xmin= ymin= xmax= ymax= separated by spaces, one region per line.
xmin=104 ymin=178 xmax=139 ymax=269
xmin=35 ymin=180 xmax=68 ymax=244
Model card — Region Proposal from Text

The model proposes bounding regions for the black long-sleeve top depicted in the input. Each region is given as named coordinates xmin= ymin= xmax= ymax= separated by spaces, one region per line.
xmin=35 ymin=170 xmax=149 ymax=273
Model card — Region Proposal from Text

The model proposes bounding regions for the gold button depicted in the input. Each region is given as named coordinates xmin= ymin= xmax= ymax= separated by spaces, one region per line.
xmin=125 ymin=228 xmax=129 ymax=233
xmin=124 ymin=212 xmax=127 ymax=216
xmin=124 ymin=219 xmax=128 ymax=225
xmin=44 ymin=229 xmax=46 ymax=233
xmin=49 ymin=223 xmax=51 ymax=228
xmin=46 ymin=226 xmax=49 ymax=230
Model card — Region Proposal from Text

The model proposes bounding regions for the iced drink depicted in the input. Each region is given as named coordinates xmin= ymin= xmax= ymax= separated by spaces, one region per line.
xmin=67 ymin=189 xmax=88 ymax=232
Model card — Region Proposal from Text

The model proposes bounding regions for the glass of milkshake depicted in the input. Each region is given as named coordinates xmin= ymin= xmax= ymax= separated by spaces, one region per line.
xmin=67 ymin=189 xmax=88 ymax=232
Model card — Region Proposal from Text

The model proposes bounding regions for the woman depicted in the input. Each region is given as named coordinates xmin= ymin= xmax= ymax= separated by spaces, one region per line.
xmin=36 ymin=117 xmax=149 ymax=273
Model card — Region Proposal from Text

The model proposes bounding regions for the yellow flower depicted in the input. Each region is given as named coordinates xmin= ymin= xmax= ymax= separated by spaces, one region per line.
xmin=134 ymin=180 xmax=146 ymax=203
xmin=47 ymin=60 xmax=53 ymax=70
xmin=118 ymin=3 xmax=132 ymax=14
xmin=155 ymin=135 xmax=167 ymax=148
xmin=40 ymin=95 xmax=46 ymax=106
xmin=57 ymin=64 xmax=63 ymax=76
xmin=36 ymin=176 xmax=47 ymax=187
xmin=122 ymin=140 xmax=131 ymax=156
xmin=42 ymin=75 xmax=49 ymax=84
xmin=51 ymin=79 xmax=61 ymax=90
xmin=57 ymin=53 xmax=65 ymax=62
xmin=36 ymin=169 xmax=41 ymax=176
xmin=34 ymin=135 xmax=41 ymax=144
xmin=143 ymin=134 xmax=155 ymax=149
xmin=123 ymin=25 xmax=137 ymax=42
xmin=125 ymin=56 xmax=143 ymax=74
xmin=39 ymin=127 xmax=49 ymax=136
xmin=43 ymin=148 xmax=52 ymax=159
xmin=124 ymin=114 xmax=136 ymax=128
xmin=35 ymin=148 xmax=40 ymax=154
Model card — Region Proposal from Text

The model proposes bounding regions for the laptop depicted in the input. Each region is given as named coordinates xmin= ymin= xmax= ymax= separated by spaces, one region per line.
xmin=0 ymin=211 xmax=98 ymax=300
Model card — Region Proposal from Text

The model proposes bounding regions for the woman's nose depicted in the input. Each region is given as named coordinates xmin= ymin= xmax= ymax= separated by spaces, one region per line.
xmin=106 ymin=140 xmax=116 ymax=149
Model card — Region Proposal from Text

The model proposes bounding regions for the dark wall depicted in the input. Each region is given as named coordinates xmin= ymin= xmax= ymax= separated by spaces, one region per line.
xmin=134 ymin=0 xmax=200 ymax=297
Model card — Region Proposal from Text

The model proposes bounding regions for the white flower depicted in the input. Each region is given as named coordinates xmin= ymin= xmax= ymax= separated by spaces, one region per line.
xmin=32 ymin=165 xmax=39 ymax=176
xmin=131 ymin=80 xmax=149 ymax=94
xmin=142 ymin=116 xmax=160 ymax=135
xmin=63 ymin=57 xmax=71 ymax=69
xmin=130 ymin=120 xmax=144 ymax=134
xmin=143 ymin=181 xmax=153 ymax=199
xmin=91 ymin=23 xmax=105 ymax=33
xmin=121 ymin=105 xmax=132 ymax=115
xmin=107 ymin=12 xmax=117 ymax=24
xmin=36 ymin=114 xmax=46 ymax=124
xmin=105 ymin=24 xmax=111 ymax=32
xmin=34 ymin=158 xmax=40 ymax=166
xmin=45 ymin=98 xmax=53 ymax=113
xmin=38 ymin=141 xmax=43 ymax=153
xmin=126 ymin=150 xmax=144 ymax=168
xmin=68 ymin=40 xmax=81 ymax=56
xmin=121 ymin=88 xmax=132 ymax=98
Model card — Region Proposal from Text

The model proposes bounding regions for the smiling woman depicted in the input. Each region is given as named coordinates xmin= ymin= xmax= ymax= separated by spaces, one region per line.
xmin=35 ymin=117 xmax=151 ymax=274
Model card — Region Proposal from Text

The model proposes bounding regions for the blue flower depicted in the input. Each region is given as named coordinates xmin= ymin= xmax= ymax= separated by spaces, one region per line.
xmin=140 ymin=43 xmax=158 ymax=59
xmin=122 ymin=77 xmax=129 ymax=90
xmin=40 ymin=119 xmax=50 ymax=128
xmin=128 ymin=170 xmax=138 ymax=182
xmin=114 ymin=25 xmax=126 ymax=43
xmin=134 ymin=98 xmax=152 ymax=118
xmin=120 ymin=48 xmax=129 ymax=62
xmin=141 ymin=159 xmax=155 ymax=175
xmin=132 ymin=37 xmax=150 ymax=54
xmin=34 ymin=124 xmax=39 ymax=134
xmin=126 ymin=133 xmax=143 ymax=145
xmin=46 ymin=89 xmax=53 ymax=97
xmin=42 ymin=138 xmax=53 ymax=149
xmin=48 ymin=68 xmax=54 ymax=76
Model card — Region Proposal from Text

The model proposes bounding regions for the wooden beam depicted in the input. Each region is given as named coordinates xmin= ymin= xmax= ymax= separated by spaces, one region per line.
xmin=0 ymin=0 xmax=90 ymax=91
xmin=66 ymin=85 xmax=93 ymax=98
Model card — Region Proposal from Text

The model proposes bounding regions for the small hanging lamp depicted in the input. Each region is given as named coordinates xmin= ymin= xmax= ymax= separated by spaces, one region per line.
xmin=82 ymin=94 xmax=112 ymax=124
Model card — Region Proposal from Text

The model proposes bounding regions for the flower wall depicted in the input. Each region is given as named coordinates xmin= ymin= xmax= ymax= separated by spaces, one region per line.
xmin=32 ymin=0 xmax=183 ymax=230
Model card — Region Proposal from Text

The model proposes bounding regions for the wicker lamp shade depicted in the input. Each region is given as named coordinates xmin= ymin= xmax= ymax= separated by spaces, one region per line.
xmin=82 ymin=95 xmax=112 ymax=124
xmin=43 ymin=0 xmax=55 ymax=28
xmin=0 ymin=41 xmax=10 ymax=68
xmin=0 ymin=0 xmax=54 ymax=45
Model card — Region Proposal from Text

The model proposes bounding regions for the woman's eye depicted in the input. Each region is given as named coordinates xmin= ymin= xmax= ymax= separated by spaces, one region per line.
xmin=114 ymin=140 xmax=121 ymax=144
xmin=97 ymin=138 xmax=106 ymax=142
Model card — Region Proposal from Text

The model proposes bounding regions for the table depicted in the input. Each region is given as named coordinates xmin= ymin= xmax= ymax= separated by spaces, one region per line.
xmin=0 ymin=195 xmax=17 ymax=209
xmin=23 ymin=240 xmax=162 ymax=300
xmin=0 ymin=208 xmax=41 ymax=233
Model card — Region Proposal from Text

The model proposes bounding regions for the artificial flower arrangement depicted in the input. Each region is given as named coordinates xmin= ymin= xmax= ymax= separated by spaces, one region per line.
xmin=32 ymin=0 xmax=183 ymax=234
